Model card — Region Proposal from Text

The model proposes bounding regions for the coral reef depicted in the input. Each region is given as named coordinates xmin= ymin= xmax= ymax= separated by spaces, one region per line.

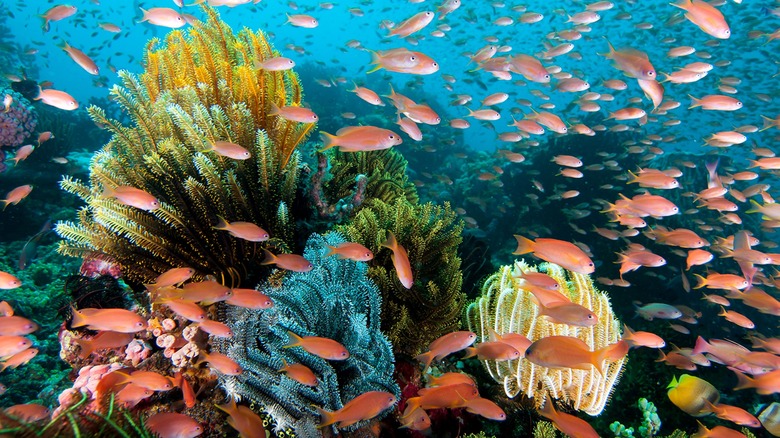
xmin=610 ymin=398 xmax=662 ymax=438
xmin=465 ymin=261 xmax=625 ymax=415
xmin=54 ymin=6 xmax=315 ymax=287
xmin=0 ymin=88 xmax=37 ymax=173
xmin=320 ymin=149 xmax=418 ymax=214
xmin=213 ymin=232 xmax=398 ymax=436
xmin=336 ymin=197 xmax=466 ymax=357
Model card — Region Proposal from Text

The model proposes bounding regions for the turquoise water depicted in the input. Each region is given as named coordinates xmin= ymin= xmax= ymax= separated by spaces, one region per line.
xmin=0 ymin=0 xmax=779 ymax=437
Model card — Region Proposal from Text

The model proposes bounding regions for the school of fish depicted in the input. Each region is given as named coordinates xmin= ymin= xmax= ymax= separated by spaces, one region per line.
xmin=1 ymin=0 xmax=780 ymax=436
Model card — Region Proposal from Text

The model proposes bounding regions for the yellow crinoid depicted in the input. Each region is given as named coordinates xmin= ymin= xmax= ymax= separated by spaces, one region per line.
xmin=56 ymin=7 xmax=315 ymax=287
xmin=465 ymin=261 xmax=625 ymax=415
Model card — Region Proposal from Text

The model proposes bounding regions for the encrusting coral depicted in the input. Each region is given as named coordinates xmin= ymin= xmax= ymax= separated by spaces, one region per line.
xmin=315 ymin=148 xmax=419 ymax=219
xmin=54 ymin=6 xmax=315 ymax=287
xmin=336 ymin=197 xmax=465 ymax=357
xmin=465 ymin=261 xmax=625 ymax=416
xmin=213 ymin=232 xmax=398 ymax=437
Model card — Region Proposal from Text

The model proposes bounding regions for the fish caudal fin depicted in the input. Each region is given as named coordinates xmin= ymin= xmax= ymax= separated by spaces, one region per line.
xmin=318 ymin=132 xmax=338 ymax=152
xmin=260 ymin=249 xmax=277 ymax=266
xmin=688 ymin=94 xmax=701 ymax=109
xmin=414 ymin=350 xmax=435 ymax=372
xmin=381 ymin=230 xmax=398 ymax=251
xmin=314 ymin=405 xmax=339 ymax=428
xmin=512 ymin=235 xmax=535 ymax=255
xmin=692 ymin=336 xmax=710 ymax=355
xmin=732 ymin=369 xmax=755 ymax=391
xmin=70 ymin=306 xmax=88 ymax=328
xmin=284 ymin=330 xmax=302 ymax=349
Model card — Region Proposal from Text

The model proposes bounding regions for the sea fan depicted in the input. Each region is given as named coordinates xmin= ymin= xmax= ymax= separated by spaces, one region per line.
xmin=213 ymin=232 xmax=398 ymax=437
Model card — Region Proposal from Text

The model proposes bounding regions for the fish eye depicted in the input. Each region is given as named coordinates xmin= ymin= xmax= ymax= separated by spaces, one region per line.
xmin=365 ymin=252 xmax=371 ymax=257
xmin=410 ymin=56 xmax=417 ymax=61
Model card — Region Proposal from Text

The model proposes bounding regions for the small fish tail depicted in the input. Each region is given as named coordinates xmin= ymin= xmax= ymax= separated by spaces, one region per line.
xmin=732 ymin=370 xmax=754 ymax=391
xmin=538 ymin=394 xmax=558 ymax=421
xmin=414 ymin=350 xmax=435 ymax=372
xmin=70 ymin=306 xmax=87 ymax=328
xmin=284 ymin=330 xmax=302 ymax=349
xmin=692 ymin=336 xmax=710 ymax=355
xmin=100 ymin=184 xmax=115 ymax=199
xmin=137 ymin=7 xmax=149 ymax=23
xmin=745 ymin=199 xmax=761 ymax=214
xmin=692 ymin=273 xmax=706 ymax=289
xmin=759 ymin=115 xmax=778 ymax=131
xmin=318 ymin=132 xmax=338 ymax=152
xmin=314 ymin=405 xmax=339 ymax=428
xmin=512 ymin=235 xmax=534 ymax=255
xmin=213 ymin=215 xmax=230 ymax=230
xmin=260 ymin=249 xmax=278 ymax=266
xmin=687 ymin=94 xmax=701 ymax=109
xmin=381 ymin=230 xmax=398 ymax=251
xmin=73 ymin=338 xmax=94 ymax=360
xmin=323 ymin=245 xmax=337 ymax=258
xmin=461 ymin=346 xmax=477 ymax=360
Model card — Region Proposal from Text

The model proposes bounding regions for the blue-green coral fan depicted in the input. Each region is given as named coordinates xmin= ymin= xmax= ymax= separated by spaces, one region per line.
xmin=213 ymin=232 xmax=398 ymax=437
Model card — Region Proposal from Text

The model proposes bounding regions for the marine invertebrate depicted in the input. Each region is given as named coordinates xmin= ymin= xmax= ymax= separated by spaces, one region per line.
xmin=55 ymin=6 xmax=315 ymax=287
xmin=213 ymin=233 xmax=398 ymax=436
xmin=0 ymin=88 xmax=37 ymax=173
xmin=336 ymin=197 xmax=465 ymax=356
xmin=610 ymin=398 xmax=662 ymax=438
xmin=320 ymin=148 xmax=418 ymax=214
xmin=465 ymin=261 xmax=625 ymax=415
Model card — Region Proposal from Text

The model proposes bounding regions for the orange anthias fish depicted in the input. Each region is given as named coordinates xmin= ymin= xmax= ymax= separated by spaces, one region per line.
xmin=200 ymin=351 xmax=243 ymax=375
xmin=216 ymin=397 xmax=266 ymax=438
xmin=201 ymin=141 xmax=251 ymax=160
xmin=285 ymin=331 xmax=349 ymax=360
xmin=40 ymin=4 xmax=77 ymax=31
xmin=138 ymin=7 xmax=186 ymax=28
xmin=145 ymin=412 xmax=203 ymax=438
xmin=672 ymin=0 xmax=730 ymax=39
xmin=61 ymin=42 xmax=99 ymax=75
xmin=319 ymin=126 xmax=402 ymax=152
xmin=538 ymin=394 xmax=599 ymax=438
xmin=0 ymin=271 xmax=22 ymax=289
xmin=325 ymin=242 xmax=374 ymax=261
xmin=387 ymin=11 xmax=435 ymax=38
xmin=70 ymin=307 xmax=148 ymax=333
xmin=525 ymin=336 xmax=628 ymax=370
xmin=146 ymin=267 xmax=195 ymax=290
xmin=101 ymin=185 xmax=160 ymax=211
xmin=269 ymin=102 xmax=318 ymax=123
xmin=601 ymin=40 xmax=656 ymax=80
xmin=513 ymin=235 xmax=595 ymax=274
xmin=316 ymin=391 xmax=397 ymax=428
xmin=279 ymin=358 xmax=318 ymax=387
xmin=381 ymin=231 xmax=413 ymax=289
xmin=261 ymin=250 xmax=313 ymax=272
xmin=213 ymin=216 xmax=269 ymax=242
xmin=415 ymin=331 xmax=477 ymax=371
xmin=226 ymin=288 xmax=274 ymax=309
xmin=1 ymin=185 xmax=33 ymax=210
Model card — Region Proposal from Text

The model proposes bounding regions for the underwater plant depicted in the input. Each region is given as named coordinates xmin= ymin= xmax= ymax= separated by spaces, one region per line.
xmin=54 ymin=7 xmax=315 ymax=287
xmin=610 ymin=398 xmax=662 ymax=438
xmin=336 ymin=197 xmax=465 ymax=357
xmin=213 ymin=232 xmax=398 ymax=436
xmin=314 ymin=148 xmax=419 ymax=221
xmin=465 ymin=261 xmax=626 ymax=416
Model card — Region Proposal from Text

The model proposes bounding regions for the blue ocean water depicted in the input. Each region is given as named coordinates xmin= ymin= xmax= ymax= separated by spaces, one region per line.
xmin=0 ymin=0 xmax=778 ymax=437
